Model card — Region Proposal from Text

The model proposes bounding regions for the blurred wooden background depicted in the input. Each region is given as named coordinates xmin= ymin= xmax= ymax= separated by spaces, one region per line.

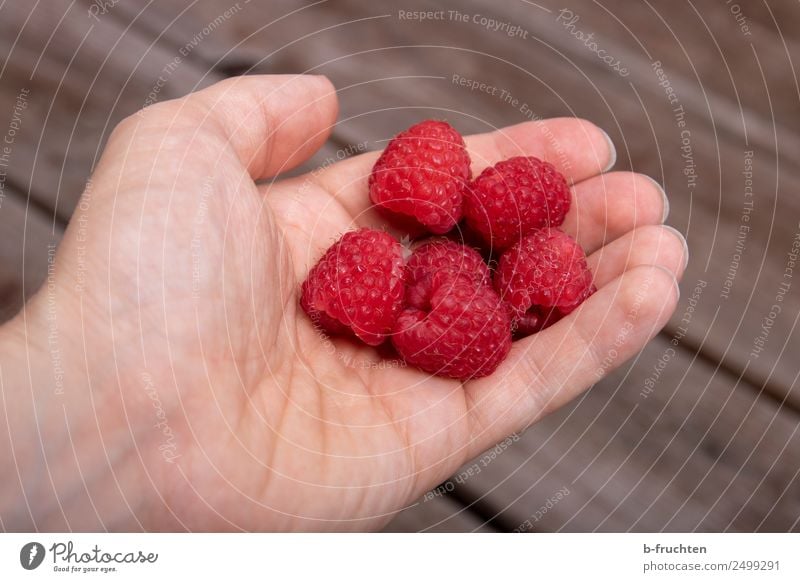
xmin=1 ymin=0 xmax=798 ymax=531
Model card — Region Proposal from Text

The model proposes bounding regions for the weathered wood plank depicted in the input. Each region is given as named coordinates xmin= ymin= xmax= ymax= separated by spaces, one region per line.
xmin=452 ymin=335 xmax=800 ymax=532
xmin=526 ymin=0 xmax=800 ymax=159
xmin=153 ymin=0 xmax=800 ymax=154
xmin=747 ymin=2 xmax=800 ymax=43
xmin=100 ymin=0 xmax=261 ymax=72
xmin=381 ymin=496 xmax=494 ymax=533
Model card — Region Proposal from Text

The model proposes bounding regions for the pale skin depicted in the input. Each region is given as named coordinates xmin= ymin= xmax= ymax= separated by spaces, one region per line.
xmin=0 ymin=75 xmax=686 ymax=531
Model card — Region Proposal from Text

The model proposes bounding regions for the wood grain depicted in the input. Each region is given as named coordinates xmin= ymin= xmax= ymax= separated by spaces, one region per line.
xmin=451 ymin=335 xmax=800 ymax=532
xmin=381 ymin=496 xmax=494 ymax=533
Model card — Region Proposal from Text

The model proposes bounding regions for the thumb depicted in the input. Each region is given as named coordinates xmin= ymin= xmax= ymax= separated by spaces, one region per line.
xmin=105 ymin=74 xmax=339 ymax=181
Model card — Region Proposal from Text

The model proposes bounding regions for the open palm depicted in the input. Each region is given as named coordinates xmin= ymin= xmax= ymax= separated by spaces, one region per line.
xmin=38 ymin=75 xmax=685 ymax=531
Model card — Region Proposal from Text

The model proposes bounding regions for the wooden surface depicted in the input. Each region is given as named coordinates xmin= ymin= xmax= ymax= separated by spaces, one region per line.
xmin=381 ymin=496 xmax=495 ymax=533
xmin=0 ymin=0 xmax=798 ymax=531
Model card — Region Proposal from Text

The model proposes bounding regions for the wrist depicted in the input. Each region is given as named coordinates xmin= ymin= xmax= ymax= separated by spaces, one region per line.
xmin=0 ymin=296 xmax=152 ymax=530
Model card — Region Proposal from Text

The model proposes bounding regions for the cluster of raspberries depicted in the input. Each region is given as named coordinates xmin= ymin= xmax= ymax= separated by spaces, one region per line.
xmin=301 ymin=120 xmax=595 ymax=380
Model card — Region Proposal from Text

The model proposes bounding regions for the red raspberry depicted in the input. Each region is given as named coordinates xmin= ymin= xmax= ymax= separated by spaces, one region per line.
xmin=464 ymin=156 xmax=571 ymax=250
xmin=405 ymin=239 xmax=489 ymax=308
xmin=494 ymin=229 xmax=595 ymax=335
xmin=301 ymin=228 xmax=406 ymax=346
xmin=369 ymin=120 xmax=471 ymax=234
xmin=508 ymin=306 xmax=564 ymax=337
xmin=392 ymin=272 xmax=512 ymax=380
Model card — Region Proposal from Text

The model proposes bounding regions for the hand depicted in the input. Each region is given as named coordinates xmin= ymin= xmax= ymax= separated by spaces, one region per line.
xmin=0 ymin=75 xmax=686 ymax=531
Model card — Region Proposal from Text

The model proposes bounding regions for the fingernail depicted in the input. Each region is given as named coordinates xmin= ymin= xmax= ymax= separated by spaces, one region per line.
xmin=654 ymin=264 xmax=681 ymax=301
xmin=671 ymin=271 xmax=681 ymax=300
xmin=662 ymin=224 xmax=689 ymax=270
xmin=600 ymin=128 xmax=617 ymax=172
xmin=643 ymin=175 xmax=670 ymax=222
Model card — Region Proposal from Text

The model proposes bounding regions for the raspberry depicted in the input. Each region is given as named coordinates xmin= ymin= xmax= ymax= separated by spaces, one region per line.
xmin=369 ymin=120 xmax=471 ymax=234
xmin=464 ymin=156 xmax=571 ymax=250
xmin=494 ymin=229 xmax=595 ymax=335
xmin=509 ymin=306 xmax=564 ymax=337
xmin=405 ymin=239 xmax=489 ymax=308
xmin=392 ymin=272 xmax=512 ymax=380
xmin=301 ymin=228 xmax=406 ymax=346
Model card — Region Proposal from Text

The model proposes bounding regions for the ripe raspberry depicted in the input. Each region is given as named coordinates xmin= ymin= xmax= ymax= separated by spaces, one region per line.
xmin=369 ymin=120 xmax=471 ymax=234
xmin=301 ymin=228 xmax=406 ymax=346
xmin=508 ymin=306 xmax=564 ymax=337
xmin=405 ymin=239 xmax=489 ymax=308
xmin=494 ymin=229 xmax=595 ymax=335
xmin=392 ymin=272 xmax=512 ymax=380
xmin=464 ymin=156 xmax=571 ymax=250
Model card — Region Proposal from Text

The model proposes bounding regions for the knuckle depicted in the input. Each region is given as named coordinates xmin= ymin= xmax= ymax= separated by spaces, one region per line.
xmin=108 ymin=101 xmax=226 ymax=163
xmin=633 ymin=225 xmax=687 ymax=278
xmin=629 ymin=173 xmax=667 ymax=221
xmin=109 ymin=99 xmax=199 ymax=143
xmin=592 ymin=172 xmax=665 ymax=230
xmin=622 ymin=265 xmax=678 ymax=325
xmin=108 ymin=112 xmax=142 ymax=142
xmin=656 ymin=226 xmax=687 ymax=261
xmin=640 ymin=224 xmax=683 ymax=250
